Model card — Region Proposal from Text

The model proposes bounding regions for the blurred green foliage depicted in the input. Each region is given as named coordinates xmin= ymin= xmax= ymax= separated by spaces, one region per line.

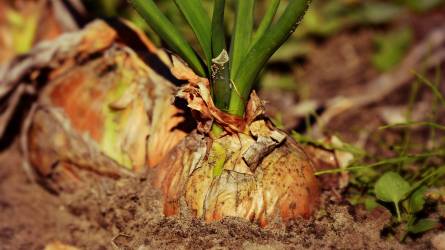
xmin=81 ymin=0 xmax=445 ymax=70
xmin=401 ymin=0 xmax=445 ymax=12
xmin=372 ymin=28 xmax=413 ymax=72
xmin=5 ymin=7 xmax=38 ymax=54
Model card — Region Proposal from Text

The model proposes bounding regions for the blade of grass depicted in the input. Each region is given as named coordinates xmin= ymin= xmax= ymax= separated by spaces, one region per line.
xmin=251 ymin=0 xmax=281 ymax=47
xmin=379 ymin=121 xmax=445 ymax=131
xmin=291 ymin=131 xmax=367 ymax=157
xmin=396 ymin=73 xmax=421 ymax=171
xmin=315 ymin=149 xmax=445 ymax=175
xmin=427 ymin=64 xmax=441 ymax=149
xmin=229 ymin=0 xmax=255 ymax=80
xmin=129 ymin=0 xmax=206 ymax=76
xmin=211 ymin=0 xmax=231 ymax=109
xmin=228 ymin=0 xmax=310 ymax=116
xmin=413 ymin=71 xmax=445 ymax=107
xmin=174 ymin=0 xmax=212 ymax=70
xmin=409 ymin=166 xmax=445 ymax=194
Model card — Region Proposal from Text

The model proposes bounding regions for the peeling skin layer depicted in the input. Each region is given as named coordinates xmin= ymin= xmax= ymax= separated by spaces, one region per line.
xmin=156 ymin=121 xmax=319 ymax=227
xmin=26 ymin=21 xmax=189 ymax=188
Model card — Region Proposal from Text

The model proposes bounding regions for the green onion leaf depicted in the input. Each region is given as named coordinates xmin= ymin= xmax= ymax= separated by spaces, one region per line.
xmin=229 ymin=0 xmax=255 ymax=80
xmin=174 ymin=0 xmax=212 ymax=71
xmin=229 ymin=0 xmax=310 ymax=116
xmin=129 ymin=0 xmax=206 ymax=77
xmin=211 ymin=0 xmax=227 ymax=57
xmin=251 ymin=0 xmax=281 ymax=47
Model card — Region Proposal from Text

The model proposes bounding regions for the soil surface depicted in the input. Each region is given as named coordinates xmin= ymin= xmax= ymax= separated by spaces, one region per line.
xmin=1 ymin=6 xmax=445 ymax=250
xmin=0 ymin=144 xmax=420 ymax=250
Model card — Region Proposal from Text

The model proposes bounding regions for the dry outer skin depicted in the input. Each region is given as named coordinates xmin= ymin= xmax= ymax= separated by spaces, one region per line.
xmin=24 ymin=20 xmax=189 ymax=190
xmin=155 ymin=124 xmax=319 ymax=227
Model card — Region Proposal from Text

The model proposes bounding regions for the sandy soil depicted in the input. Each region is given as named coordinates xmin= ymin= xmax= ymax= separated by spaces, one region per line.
xmin=0 ymin=144 xmax=415 ymax=250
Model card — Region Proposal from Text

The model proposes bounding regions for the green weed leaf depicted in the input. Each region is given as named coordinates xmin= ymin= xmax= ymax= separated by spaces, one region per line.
xmin=409 ymin=186 xmax=427 ymax=214
xmin=364 ymin=197 xmax=380 ymax=211
xmin=375 ymin=172 xmax=410 ymax=221
xmin=372 ymin=28 xmax=412 ymax=72
xmin=375 ymin=172 xmax=411 ymax=203
xmin=407 ymin=219 xmax=438 ymax=234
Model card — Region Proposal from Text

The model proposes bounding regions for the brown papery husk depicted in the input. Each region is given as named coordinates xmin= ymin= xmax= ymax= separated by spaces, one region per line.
xmin=155 ymin=130 xmax=320 ymax=227
xmin=5 ymin=20 xmax=319 ymax=227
